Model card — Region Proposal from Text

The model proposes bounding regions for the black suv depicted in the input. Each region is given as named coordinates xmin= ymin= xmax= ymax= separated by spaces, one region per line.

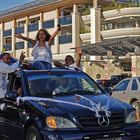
xmin=0 ymin=68 xmax=140 ymax=140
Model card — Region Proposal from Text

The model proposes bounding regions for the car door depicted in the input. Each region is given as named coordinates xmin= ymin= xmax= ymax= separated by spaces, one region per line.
xmin=112 ymin=79 xmax=130 ymax=103
xmin=128 ymin=78 xmax=140 ymax=101
xmin=0 ymin=75 xmax=25 ymax=140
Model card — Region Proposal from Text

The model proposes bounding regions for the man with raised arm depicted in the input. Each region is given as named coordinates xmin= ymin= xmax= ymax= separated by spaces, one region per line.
xmin=0 ymin=52 xmax=25 ymax=98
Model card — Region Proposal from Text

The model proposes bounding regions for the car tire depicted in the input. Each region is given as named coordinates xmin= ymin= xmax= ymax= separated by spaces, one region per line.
xmin=132 ymin=101 xmax=140 ymax=119
xmin=26 ymin=125 xmax=43 ymax=140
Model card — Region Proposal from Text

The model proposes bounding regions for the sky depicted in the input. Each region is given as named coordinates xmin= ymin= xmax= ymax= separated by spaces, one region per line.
xmin=0 ymin=0 xmax=35 ymax=11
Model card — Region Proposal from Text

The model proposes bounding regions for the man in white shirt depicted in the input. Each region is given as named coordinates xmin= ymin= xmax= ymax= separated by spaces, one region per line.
xmin=0 ymin=52 xmax=25 ymax=98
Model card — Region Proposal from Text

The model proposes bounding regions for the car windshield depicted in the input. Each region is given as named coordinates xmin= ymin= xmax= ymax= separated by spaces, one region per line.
xmin=27 ymin=71 xmax=103 ymax=97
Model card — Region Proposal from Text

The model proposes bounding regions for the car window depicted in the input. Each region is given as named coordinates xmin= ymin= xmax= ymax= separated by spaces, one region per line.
xmin=80 ymin=78 xmax=101 ymax=93
xmin=131 ymin=79 xmax=138 ymax=90
xmin=27 ymin=72 xmax=103 ymax=97
xmin=114 ymin=79 xmax=129 ymax=91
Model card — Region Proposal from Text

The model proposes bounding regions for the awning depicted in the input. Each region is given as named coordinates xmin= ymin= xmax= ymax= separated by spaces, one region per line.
xmin=82 ymin=37 xmax=140 ymax=56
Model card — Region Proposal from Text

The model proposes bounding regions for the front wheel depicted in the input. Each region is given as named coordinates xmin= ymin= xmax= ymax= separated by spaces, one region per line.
xmin=26 ymin=125 xmax=42 ymax=140
xmin=132 ymin=101 xmax=140 ymax=120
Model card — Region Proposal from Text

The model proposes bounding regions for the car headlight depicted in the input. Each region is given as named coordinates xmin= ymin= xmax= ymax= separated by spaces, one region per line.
xmin=46 ymin=116 xmax=77 ymax=129
xmin=126 ymin=111 xmax=139 ymax=123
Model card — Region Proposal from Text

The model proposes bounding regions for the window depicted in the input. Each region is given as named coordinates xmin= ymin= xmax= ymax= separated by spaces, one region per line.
xmin=27 ymin=72 xmax=103 ymax=97
xmin=114 ymin=79 xmax=129 ymax=91
xmin=3 ymin=29 xmax=12 ymax=37
xmin=29 ymin=17 xmax=40 ymax=24
xmin=28 ymin=23 xmax=38 ymax=32
xmin=12 ymin=76 xmax=22 ymax=96
xmin=3 ymin=37 xmax=12 ymax=51
xmin=5 ymin=37 xmax=12 ymax=44
xmin=59 ymin=35 xmax=72 ymax=44
xmin=43 ymin=20 xmax=54 ymax=29
xmin=28 ymin=42 xmax=34 ymax=48
xmin=17 ymin=20 xmax=26 ymax=27
xmin=15 ymin=42 xmax=24 ymax=50
xmin=131 ymin=79 xmax=138 ymax=90
xmin=80 ymin=78 xmax=100 ymax=93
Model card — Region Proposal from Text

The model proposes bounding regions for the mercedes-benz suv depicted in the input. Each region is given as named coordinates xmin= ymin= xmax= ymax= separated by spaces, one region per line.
xmin=0 ymin=68 xmax=140 ymax=140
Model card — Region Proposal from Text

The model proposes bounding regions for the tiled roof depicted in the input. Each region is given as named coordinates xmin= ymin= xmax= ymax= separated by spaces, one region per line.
xmin=0 ymin=0 xmax=60 ymax=18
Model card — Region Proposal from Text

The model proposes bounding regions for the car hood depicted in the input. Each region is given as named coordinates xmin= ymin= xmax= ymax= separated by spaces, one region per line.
xmin=25 ymin=94 xmax=134 ymax=117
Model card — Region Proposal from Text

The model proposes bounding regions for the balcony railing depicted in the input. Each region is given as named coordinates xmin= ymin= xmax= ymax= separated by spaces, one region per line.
xmin=28 ymin=23 xmax=38 ymax=32
xmin=59 ymin=35 xmax=72 ymax=44
xmin=59 ymin=16 xmax=72 ymax=25
xmin=3 ymin=29 xmax=12 ymax=37
xmin=101 ymin=28 xmax=140 ymax=39
xmin=15 ymin=42 xmax=24 ymax=50
xmin=102 ymin=22 xmax=139 ymax=31
xmin=15 ymin=26 xmax=24 ymax=34
xmin=43 ymin=19 xmax=54 ymax=29
xmin=4 ymin=44 xmax=12 ymax=51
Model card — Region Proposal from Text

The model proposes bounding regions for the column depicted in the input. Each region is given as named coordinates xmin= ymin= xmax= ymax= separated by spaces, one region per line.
xmin=12 ymin=19 xmax=16 ymax=57
xmin=24 ymin=16 xmax=29 ymax=57
xmin=90 ymin=7 xmax=101 ymax=44
xmin=55 ymin=8 xmax=59 ymax=54
xmin=93 ymin=0 xmax=98 ymax=8
xmin=0 ymin=23 xmax=4 ymax=52
xmin=131 ymin=56 xmax=140 ymax=77
xmin=72 ymin=4 xmax=80 ymax=47
xmin=39 ymin=12 xmax=43 ymax=29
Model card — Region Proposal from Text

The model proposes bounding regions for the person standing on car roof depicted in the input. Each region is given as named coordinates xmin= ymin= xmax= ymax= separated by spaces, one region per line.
xmin=15 ymin=25 xmax=61 ymax=70
xmin=0 ymin=52 xmax=25 ymax=98
xmin=53 ymin=47 xmax=82 ymax=69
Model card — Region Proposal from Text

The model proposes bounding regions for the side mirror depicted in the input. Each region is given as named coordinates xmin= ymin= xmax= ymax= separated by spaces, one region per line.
xmin=5 ymin=91 xmax=18 ymax=101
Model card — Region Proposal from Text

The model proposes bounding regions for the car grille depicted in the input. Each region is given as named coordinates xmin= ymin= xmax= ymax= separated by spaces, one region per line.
xmin=78 ymin=112 xmax=125 ymax=130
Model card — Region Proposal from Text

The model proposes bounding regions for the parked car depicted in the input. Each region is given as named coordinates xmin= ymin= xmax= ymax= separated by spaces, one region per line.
xmin=0 ymin=68 xmax=140 ymax=140
xmin=110 ymin=74 xmax=130 ymax=87
xmin=112 ymin=77 xmax=140 ymax=115
xmin=97 ymin=74 xmax=130 ymax=94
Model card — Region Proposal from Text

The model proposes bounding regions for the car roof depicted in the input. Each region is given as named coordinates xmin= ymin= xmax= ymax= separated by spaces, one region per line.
xmin=121 ymin=77 xmax=140 ymax=80
xmin=20 ymin=67 xmax=83 ymax=75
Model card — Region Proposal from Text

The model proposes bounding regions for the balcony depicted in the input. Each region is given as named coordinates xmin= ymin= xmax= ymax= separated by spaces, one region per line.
xmin=59 ymin=16 xmax=72 ymax=26
xmin=59 ymin=35 xmax=72 ymax=44
xmin=81 ymin=15 xmax=90 ymax=23
xmin=15 ymin=26 xmax=24 ymax=34
xmin=43 ymin=19 xmax=54 ymax=29
xmin=101 ymin=28 xmax=140 ymax=39
xmin=4 ymin=44 xmax=11 ymax=51
xmin=28 ymin=23 xmax=38 ymax=32
xmin=15 ymin=42 xmax=24 ymax=50
xmin=80 ymin=33 xmax=91 ymax=42
xmin=3 ymin=29 xmax=12 ymax=37
xmin=103 ymin=7 xmax=140 ymax=20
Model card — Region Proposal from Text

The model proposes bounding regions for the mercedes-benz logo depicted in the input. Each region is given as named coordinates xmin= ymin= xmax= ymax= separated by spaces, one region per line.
xmin=98 ymin=116 xmax=110 ymax=127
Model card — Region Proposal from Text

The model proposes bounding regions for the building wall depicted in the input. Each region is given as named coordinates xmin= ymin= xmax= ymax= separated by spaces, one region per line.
xmin=0 ymin=0 xmax=140 ymax=78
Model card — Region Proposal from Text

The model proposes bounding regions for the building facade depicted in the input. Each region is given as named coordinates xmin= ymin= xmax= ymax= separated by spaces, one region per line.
xmin=0 ymin=0 xmax=140 ymax=79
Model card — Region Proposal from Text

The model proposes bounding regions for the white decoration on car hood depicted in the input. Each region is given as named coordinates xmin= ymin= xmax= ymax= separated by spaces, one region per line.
xmin=16 ymin=95 xmax=111 ymax=119
xmin=75 ymin=94 xmax=111 ymax=118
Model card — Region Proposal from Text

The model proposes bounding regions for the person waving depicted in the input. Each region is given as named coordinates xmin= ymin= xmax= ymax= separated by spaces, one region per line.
xmin=15 ymin=26 xmax=61 ymax=70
